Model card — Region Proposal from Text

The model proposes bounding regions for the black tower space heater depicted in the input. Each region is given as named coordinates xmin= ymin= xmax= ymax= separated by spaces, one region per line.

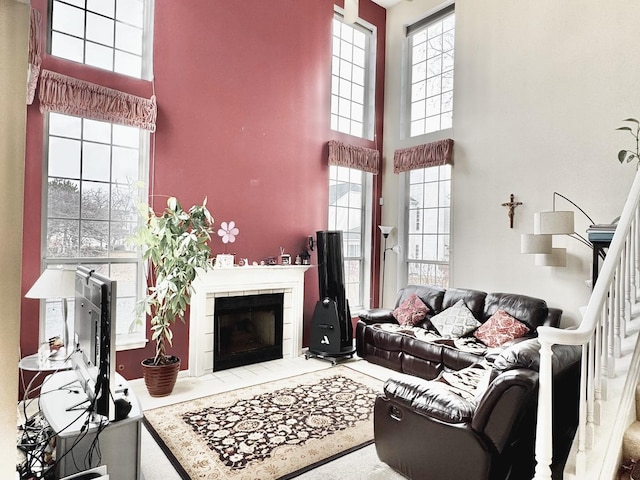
xmin=305 ymin=230 xmax=356 ymax=364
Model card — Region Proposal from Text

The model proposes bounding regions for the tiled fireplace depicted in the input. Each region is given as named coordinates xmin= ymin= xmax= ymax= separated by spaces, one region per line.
xmin=188 ymin=265 xmax=311 ymax=376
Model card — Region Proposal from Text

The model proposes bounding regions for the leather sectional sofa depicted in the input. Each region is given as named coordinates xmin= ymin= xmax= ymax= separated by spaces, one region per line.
xmin=356 ymin=284 xmax=562 ymax=381
xmin=356 ymin=284 xmax=580 ymax=480
xmin=374 ymin=338 xmax=581 ymax=480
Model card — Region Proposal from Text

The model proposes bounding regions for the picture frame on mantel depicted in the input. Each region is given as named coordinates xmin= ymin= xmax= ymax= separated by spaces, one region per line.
xmin=215 ymin=254 xmax=235 ymax=268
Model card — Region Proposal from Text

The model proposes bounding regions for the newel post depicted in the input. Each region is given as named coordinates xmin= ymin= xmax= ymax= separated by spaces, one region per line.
xmin=533 ymin=338 xmax=554 ymax=480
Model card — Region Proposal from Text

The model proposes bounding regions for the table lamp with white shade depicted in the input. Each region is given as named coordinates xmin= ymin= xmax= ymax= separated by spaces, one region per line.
xmin=25 ymin=267 xmax=76 ymax=358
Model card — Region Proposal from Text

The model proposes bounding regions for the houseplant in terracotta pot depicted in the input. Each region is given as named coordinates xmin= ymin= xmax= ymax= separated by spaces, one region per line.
xmin=130 ymin=196 xmax=214 ymax=397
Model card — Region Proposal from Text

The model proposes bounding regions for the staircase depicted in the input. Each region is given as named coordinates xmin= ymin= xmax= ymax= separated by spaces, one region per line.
xmin=532 ymin=168 xmax=640 ymax=480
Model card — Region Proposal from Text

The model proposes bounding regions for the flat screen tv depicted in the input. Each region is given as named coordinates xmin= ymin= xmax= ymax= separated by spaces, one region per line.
xmin=72 ymin=266 xmax=117 ymax=419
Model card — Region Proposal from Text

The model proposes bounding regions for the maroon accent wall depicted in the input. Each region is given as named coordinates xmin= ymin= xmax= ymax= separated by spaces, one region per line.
xmin=21 ymin=0 xmax=385 ymax=382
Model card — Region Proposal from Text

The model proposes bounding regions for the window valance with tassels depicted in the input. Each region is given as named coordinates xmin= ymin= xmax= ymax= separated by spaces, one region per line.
xmin=328 ymin=140 xmax=379 ymax=174
xmin=27 ymin=7 xmax=42 ymax=105
xmin=393 ymin=138 xmax=453 ymax=173
xmin=38 ymin=69 xmax=157 ymax=132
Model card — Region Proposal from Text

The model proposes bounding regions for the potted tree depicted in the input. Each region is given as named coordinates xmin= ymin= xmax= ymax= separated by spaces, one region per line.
xmin=129 ymin=196 xmax=214 ymax=397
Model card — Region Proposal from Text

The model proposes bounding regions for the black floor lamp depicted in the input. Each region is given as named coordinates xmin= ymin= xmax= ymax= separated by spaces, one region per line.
xmin=379 ymin=225 xmax=396 ymax=307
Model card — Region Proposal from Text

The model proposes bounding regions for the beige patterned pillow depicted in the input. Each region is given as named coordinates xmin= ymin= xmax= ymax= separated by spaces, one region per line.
xmin=430 ymin=299 xmax=481 ymax=339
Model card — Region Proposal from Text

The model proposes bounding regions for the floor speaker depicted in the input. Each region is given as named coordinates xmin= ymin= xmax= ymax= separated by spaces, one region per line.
xmin=305 ymin=230 xmax=356 ymax=364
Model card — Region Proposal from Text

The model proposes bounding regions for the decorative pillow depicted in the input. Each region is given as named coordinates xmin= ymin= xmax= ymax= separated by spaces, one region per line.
xmin=392 ymin=293 xmax=429 ymax=326
xmin=430 ymin=299 xmax=481 ymax=339
xmin=474 ymin=310 xmax=530 ymax=348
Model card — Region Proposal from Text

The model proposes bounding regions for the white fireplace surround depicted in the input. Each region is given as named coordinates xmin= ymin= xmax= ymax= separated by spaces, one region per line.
xmin=188 ymin=265 xmax=311 ymax=376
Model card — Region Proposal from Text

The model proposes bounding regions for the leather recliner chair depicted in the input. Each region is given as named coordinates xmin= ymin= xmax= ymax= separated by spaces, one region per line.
xmin=374 ymin=339 xmax=581 ymax=480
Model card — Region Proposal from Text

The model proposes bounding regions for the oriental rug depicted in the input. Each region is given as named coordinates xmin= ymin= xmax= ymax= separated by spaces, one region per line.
xmin=143 ymin=366 xmax=383 ymax=480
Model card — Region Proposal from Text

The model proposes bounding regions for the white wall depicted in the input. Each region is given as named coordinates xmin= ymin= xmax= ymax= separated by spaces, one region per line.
xmin=0 ymin=0 xmax=28 ymax=477
xmin=383 ymin=0 xmax=640 ymax=325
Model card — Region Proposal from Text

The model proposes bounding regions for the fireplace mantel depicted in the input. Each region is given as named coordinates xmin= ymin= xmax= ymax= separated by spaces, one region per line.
xmin=188 ymin=265 xmax=311 ymax=376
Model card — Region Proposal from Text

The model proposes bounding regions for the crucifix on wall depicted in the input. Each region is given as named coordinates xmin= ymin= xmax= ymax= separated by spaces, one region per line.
xmin=501 ymin=194 xmax=523 ymax=228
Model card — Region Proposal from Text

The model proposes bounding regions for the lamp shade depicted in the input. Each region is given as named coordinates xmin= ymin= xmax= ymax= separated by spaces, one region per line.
xmin=521 ymin=234 xmax=552 ymax=254
xmin=534 ymin=211 xmax=574 ymax=235
xmin=379 ymin=225 xmax=394 ymax=237
xmin=535 ymin=248 xmax=567 ymax=267
xmin=26 ymin=267 xmax=76 ymax=299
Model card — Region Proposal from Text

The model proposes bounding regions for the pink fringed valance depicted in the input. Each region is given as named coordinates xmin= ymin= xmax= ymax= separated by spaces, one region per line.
xmin=27 ymin=7 xmax=42 ymax=105
xmin=327 ymin=140 xmax=380 ymax=174
xmin=393 ymin=138 xmax=454 ymax=173
xmin=38 ymin=70 xmax=157 ymax=132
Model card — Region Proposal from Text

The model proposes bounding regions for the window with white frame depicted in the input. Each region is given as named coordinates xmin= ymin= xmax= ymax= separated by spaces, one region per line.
xmin=330 ymin=14 xmax=375 ymax=140
xmin=49 ymin=0 xmax=153 ymax=79
xmin=328 ymin=166 xmax=371 ymax=311
xmin=43 ymin=112 xmax=148 ymax=347
xmin=407 ymin=165 xmax=451 ymax=287
xmin=408 ymin=5 xmax=455 ymax=137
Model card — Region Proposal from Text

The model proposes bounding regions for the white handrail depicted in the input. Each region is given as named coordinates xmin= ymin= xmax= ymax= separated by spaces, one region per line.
xmin=533 ymin=168 xmax=640 ymax=480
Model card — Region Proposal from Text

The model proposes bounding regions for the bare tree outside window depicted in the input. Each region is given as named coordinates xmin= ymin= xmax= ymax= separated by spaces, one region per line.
xmin=44 ymin=113 xmax=145 ymax=344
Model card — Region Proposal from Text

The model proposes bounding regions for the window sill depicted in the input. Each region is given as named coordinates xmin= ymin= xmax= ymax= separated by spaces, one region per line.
xmin=116 ymin=337 xmax=148 ymax=351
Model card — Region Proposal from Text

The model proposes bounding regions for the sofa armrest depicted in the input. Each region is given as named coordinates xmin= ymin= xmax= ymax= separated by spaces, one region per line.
xmin=358 ymin=308 xmax=396 ymax=325
xmin=383 ymin=372 xmax=476 ymax=424
xmin=471 ymin=368 xmax=538 ymax=453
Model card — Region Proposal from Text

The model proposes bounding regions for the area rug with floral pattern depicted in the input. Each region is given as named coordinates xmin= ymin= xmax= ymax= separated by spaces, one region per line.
xmin=143 ymin=366 xmax=383 ymax=480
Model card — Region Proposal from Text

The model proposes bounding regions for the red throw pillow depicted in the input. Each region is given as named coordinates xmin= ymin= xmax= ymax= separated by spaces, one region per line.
xmin=392 ymin=293 xmax=429 ymax=326
xmin=474 ymin=309 xmax=530 ymax=347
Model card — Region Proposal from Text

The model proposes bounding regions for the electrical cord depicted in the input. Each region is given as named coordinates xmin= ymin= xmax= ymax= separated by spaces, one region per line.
xmin=17 ymin=403 xmax=88 ymax=480
xmin=19 ymin=355 xmax=122 ymax=479
xmin=18 ymin=370 xmax=97 ymax=479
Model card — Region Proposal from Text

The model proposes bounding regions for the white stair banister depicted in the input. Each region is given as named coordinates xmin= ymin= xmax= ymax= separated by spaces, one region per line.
xmin=533 ymin=168 xmax=640 ymax=479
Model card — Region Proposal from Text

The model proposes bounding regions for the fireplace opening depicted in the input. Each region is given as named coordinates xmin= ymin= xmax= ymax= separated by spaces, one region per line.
xmin=214 ymin=293 xmax=284 ymax=371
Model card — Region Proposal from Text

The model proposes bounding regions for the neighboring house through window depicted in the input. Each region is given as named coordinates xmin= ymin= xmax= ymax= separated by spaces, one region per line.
xmin=407 ymin=165 xmax=451 ymax=287
xmin=329 ymin=11 xmax=376 ymax=311
xmin=41 ymin=0 xmax=154 ymax=349
xmin=44 ymin=113 xmax=148 ymax=346
xmin=328 ymin=166 xmax=372 ymax=311
xmin=403 ymin=5 xmax=455 ymax=288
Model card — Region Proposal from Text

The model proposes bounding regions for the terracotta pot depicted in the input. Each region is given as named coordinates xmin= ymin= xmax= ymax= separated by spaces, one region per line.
xmin=141 ymin=356 xmax=181 ymax=397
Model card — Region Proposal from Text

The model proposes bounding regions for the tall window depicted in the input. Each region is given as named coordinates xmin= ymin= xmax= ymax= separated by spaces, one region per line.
xmin=328 ymin=166 xmax=371 ymax=311
xmin=408 ymin=5 xmax=455 ymax=137
xmin=43 ymin=113 xmax=148 ymax=347
xmin=331 ymin=14 xmax=375 ymax=139
xmin=407 ymin=165 xmax=451 ymax=287
xmin=49 ymin=0 xmax=152 ymax=79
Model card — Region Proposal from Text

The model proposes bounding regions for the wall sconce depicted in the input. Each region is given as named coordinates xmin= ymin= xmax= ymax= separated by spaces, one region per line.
xmin=521 ymin=192 xmax=594 ymax=267
xmin=25 ymin=266 xmax=76 ymax=357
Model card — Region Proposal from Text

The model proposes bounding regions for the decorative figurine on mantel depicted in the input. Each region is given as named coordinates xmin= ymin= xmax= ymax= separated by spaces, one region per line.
xmin=280 ymin=247 xmax=291 ymax=265
xmin=501 ymin=194 xmax=523 ymax=228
